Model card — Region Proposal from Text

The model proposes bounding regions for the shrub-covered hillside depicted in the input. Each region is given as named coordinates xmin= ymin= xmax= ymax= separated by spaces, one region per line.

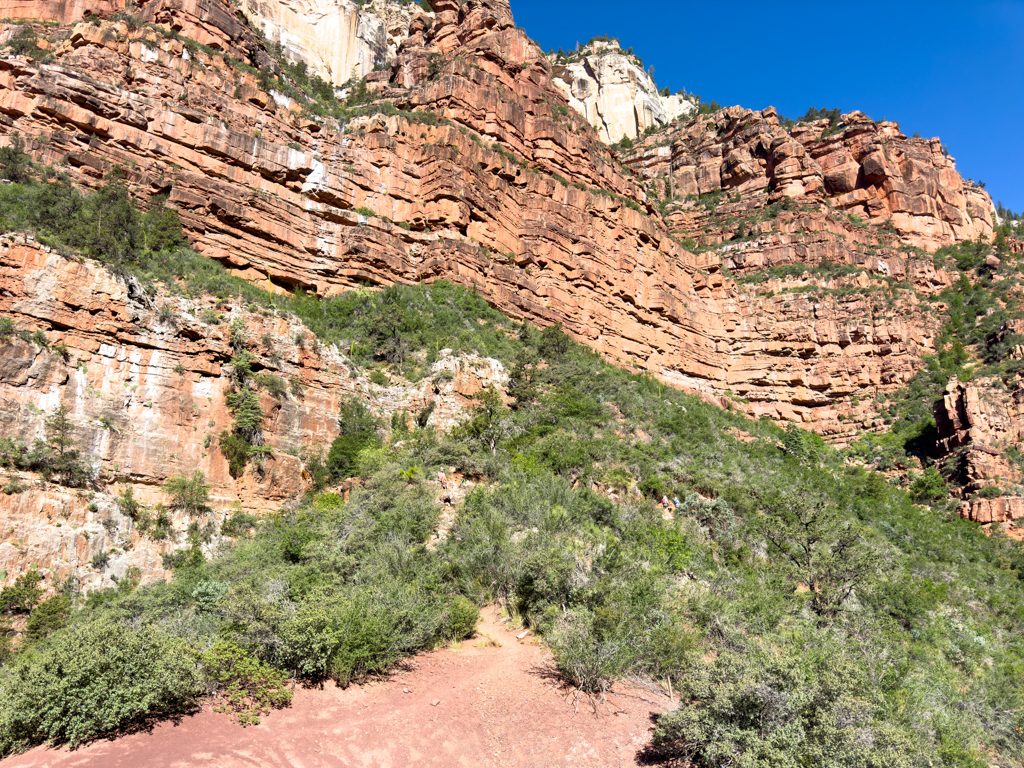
xmin=1 ymin=146 xmax=1024 ymax=767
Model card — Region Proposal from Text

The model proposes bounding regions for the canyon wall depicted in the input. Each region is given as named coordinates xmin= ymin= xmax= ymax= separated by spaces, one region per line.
xmin=0 ymin=0 xmax=1010 ymax=578
xmin=623 ymin=107 xmax=995 ymax=256
xmin=0 ymin=0 xmax=987 ymax=438
xmin=0 ymin=235 xmax=505 ymax=592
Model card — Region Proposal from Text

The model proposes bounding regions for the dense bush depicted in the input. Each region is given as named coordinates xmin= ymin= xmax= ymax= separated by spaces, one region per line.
xmin=0 ymin=620 xmax=203 ymax=752
xmin=653 ymin=632 xmax=920 ymax=767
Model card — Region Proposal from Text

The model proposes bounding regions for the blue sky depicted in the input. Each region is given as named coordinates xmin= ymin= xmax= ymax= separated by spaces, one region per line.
xmin=512 ymin=0 xmax=1024 ymax=214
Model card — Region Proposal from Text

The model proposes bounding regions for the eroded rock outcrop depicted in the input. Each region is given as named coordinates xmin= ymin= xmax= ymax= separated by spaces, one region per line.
xmin=934 ymin=374 xmax=1024 ymax=523
xmin=0 ymin=236 xmax=506 ymax=591
xmin=547 ymin=39 xmax=695 ymax=144
xmin=0 ymin=0 xmax=125 ymax=23
xmin=624 ymin=106 xmax=995 ymax=254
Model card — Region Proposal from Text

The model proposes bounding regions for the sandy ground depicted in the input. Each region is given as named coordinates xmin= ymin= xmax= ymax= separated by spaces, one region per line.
xmin=5 ymin=608 xmax=676 ymax=768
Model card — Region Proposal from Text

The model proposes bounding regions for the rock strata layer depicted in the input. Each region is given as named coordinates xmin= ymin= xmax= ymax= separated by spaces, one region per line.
xmin=0 ymin=0 xmax=1008 ymax=566
xmin=0 ymin=236 xmax=505 ymax=591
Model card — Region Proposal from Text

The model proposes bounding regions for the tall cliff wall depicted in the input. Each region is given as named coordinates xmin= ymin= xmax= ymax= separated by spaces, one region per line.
xmin=0 ymin=0 xmax=984 ymax=438
xmin=623 ymin=107 xmax=995 ymax=255
xmin=0 ymin=234 xmax=507 ymax=592
xmin=0 ymin=0 xmax=1011 ymax=590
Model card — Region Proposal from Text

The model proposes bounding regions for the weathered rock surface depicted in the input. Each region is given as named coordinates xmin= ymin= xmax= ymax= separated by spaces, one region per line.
xmin=0 ymin=0 xmax=124 ymax=23
xmin=547 ymin=39 xmax=695 ymax=144
xmin=0 ymin=0 xmax=1007 ymax=545
xmin=934 ymin=373 xmax=1024 ymax=523
xmin=624 ymin=106 xmax=995 ymax=254
xmin=0 ymin=0 xmax=967 ymax=440
xmin=241 ymin=0 xmax=425 ymax=85
xmin=0 ymin=236 xmax=505 ymax=592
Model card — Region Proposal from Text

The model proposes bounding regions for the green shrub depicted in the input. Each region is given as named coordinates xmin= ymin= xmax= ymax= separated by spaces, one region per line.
xmin=221 ymin=512 xmax=259 ymax=537
xmin=201 ymin=640 xmax=291 ymax=726
xmin=325 ymin=397 xmax=380 ymax=481
xmin=280 ymin=584 xmax=446 ymax=686
xmin=260 ymin=373 xmax=288 ymax=399
xmin=910 ymin=466 xmax=946 ymax=504
xmin=0 ymin=570 xmax=43 ymax=615
xmin=163 ymin=471 xmax=211 ymax=515
xmin=538 ymin=322 xmax=571 ymax=360
xmin=23 ymin=594 xmax=71 ymax=642
xmin=652 ymin=636 xmax=921 ymax=768
xmin=444 ymin=597 xmax=479 ymax=641
xmin=117 ymin=486 xmax=142 ymax=519
xmin=0 ymin=620 xmax=203 ymax=754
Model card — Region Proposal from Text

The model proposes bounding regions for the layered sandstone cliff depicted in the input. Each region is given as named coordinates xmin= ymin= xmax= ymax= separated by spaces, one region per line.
xmin=0 ymin=0 xmax=980 ymax=438
xmin=934 ymin=374 xmax=1024 ymax=525
xmin=548 ymin=39 xmax=695 ymax=144
xmin=0 ymin=235 xmax=506 ymax=592
xmin=623 ymin=107 xmax=995 ymax=255
xmin=0 ymin=0 xmax=1011 ymax=601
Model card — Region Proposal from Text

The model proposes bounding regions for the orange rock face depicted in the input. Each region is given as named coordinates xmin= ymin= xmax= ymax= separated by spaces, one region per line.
xmin=0 ymin=236 xmax=506 ymax=591
xmin=0 ymin=0 xmax=124 ymax=24
xmin=0 ymin=0 xmax=1007 ymax=563
xmin=934 ymin=374 xmax=1024 ymax=523
xmin=625 ymin=107 xmax=994 ymax=255
xmin=0 ymin=0 xmax=976 ymax=439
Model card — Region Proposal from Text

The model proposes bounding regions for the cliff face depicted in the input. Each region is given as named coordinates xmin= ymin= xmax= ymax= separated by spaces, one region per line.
xmin=548 ymin=40 xmax=695 ymax=144
xmin=934 ymin=372 xmax=1024 ymax=525
xmin=241 ymin=0 xmax=425 ymax=84
xmin=0 ymin=0 xmax=984 ymax=436
xmin=0 ymin=0 xmax=126 ymax=23
xmin=0 ymin=235 xmax=506 ymax=592
xmin=624 ymin=107 xmax=995 ymax=255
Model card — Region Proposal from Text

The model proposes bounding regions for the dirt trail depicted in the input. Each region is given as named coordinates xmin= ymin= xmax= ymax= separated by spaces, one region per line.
xmin=6 ymin=608 xmax=674 ymax=768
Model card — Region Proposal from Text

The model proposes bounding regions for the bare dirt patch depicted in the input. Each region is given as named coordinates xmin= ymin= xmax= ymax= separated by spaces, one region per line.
xmin=6 ymin=608 xmax=674 ymax=768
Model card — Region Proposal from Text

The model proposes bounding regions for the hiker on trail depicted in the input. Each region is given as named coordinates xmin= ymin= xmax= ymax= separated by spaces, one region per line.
xmin=438 ymin=469 xmax=447 ymax=490
xmin=661 ymin=495 xmax=670 ymax=510
xmin=673 ymin=497 xmax=680 ymax=509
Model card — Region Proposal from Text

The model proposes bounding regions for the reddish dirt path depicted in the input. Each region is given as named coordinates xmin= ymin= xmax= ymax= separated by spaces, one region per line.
xmin=6 ymin=608 xmax=674 ymax=768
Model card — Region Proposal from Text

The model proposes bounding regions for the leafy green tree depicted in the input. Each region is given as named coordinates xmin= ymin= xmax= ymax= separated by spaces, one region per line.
xmin=163 ymin=471 xmax=211 ymax=516
xmin=23 ymin=594 xmax=71 ymax=642
xmin=325 ymin=396 xmax=380 ymax=480
xmin=910 ymin=466 xmax=946 ymax=504
xmin=457 ymin=386 xmax=511 ymax=453
xmin=0 ymin=136 xmax=31 ymax=183
xmin=41 ymin=403 xmax=90 ymax=486
xmin=756 ymin=492 xmax=877 ymax=620
xmin=44 ymin=404 xmax=76 ymax=458
xmin=507 ymin=350 xmax=539 ymax=410
xmin=140 ymin=195 xmax=186 ymax=254
xmin=72 ymin=181 xmax=143 ymax=264
xmin=0 ymin=569 xmax=43 ymax=614
xmin=538 ymin=322 xmax=571 ymax=360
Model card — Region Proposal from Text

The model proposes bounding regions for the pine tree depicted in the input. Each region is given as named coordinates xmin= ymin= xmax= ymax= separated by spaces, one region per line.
xmin=45 ymin=404 xmax=75 ymax=457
